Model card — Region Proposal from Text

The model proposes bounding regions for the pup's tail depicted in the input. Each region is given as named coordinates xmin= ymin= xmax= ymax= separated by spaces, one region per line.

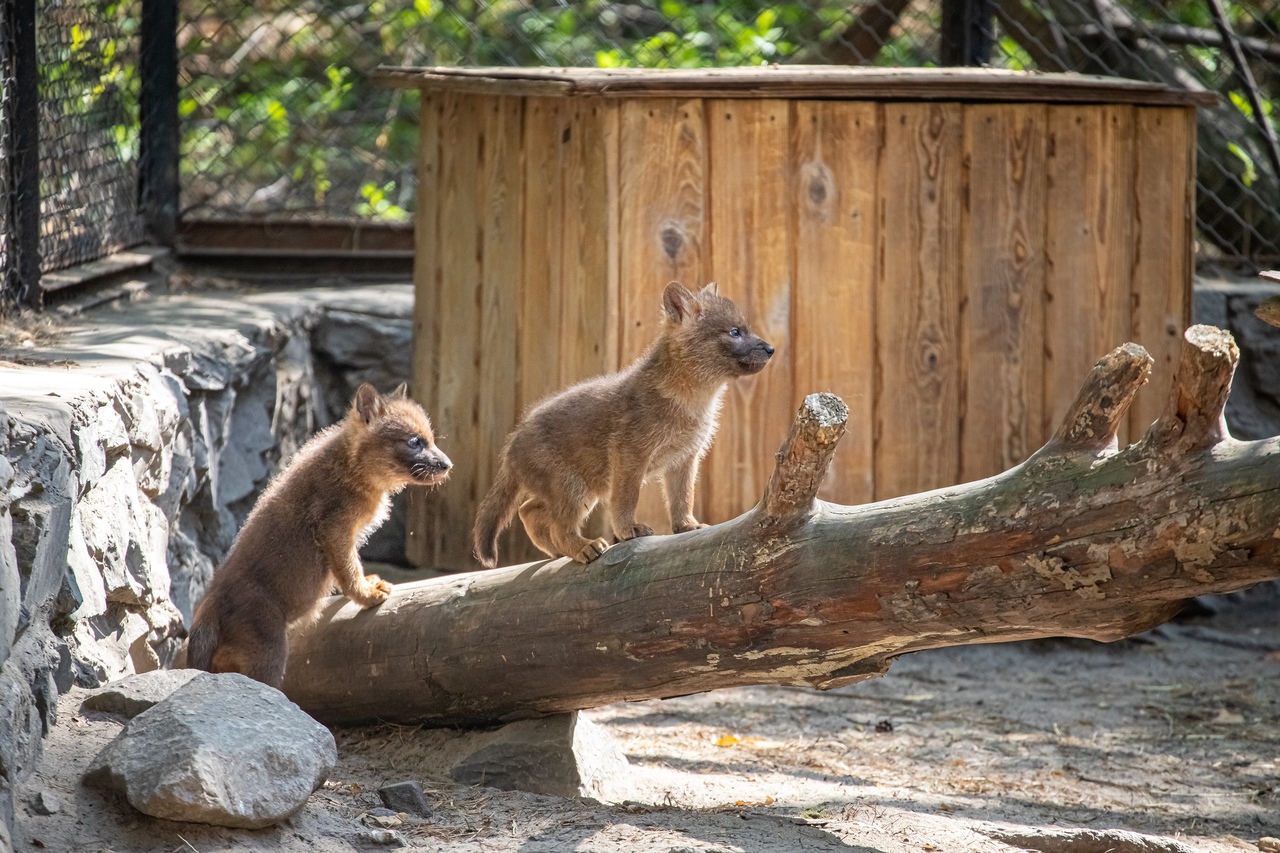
xmin=473 ymin=462 xmax=520 ymax=570
xmin=185 ymin=611 xmax=218 ymax=673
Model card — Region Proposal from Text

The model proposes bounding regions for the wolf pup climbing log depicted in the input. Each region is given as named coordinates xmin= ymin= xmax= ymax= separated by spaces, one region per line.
xmin=473 ymin=281 xmax=774 ymax=568
xmin=188 ymin=383 xmax=451 ymax=688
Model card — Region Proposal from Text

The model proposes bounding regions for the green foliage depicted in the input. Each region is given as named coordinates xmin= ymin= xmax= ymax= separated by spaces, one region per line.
xmin=168 ymin=0 xmax=1276 ymax=224
xmin=41 ymin=2 xmax=140 ymax=167
xmin=1228 ymin=142 xmax=1259 ymax=188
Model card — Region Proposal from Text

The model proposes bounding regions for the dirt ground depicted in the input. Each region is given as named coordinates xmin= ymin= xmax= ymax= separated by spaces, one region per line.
xmin=14 ymin=585 xmax=1279 ymax=853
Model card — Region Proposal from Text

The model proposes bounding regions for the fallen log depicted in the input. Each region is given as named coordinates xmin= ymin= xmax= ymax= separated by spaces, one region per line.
xmin=283 ymin=325 xmax=1280 ymax=727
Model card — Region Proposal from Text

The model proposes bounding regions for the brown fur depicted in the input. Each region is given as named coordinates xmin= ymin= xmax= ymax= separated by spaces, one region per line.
xmin=473 ymin=282 xmax=773 ymax=568
xmin=187 ymin=383 xmax=451 ymax=688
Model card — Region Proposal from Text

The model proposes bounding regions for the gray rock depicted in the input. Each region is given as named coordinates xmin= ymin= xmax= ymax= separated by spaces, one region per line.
xmin=80 ymin=669 xmax=201 ymax=718
xmin=0 ymin=504 xmax=19 ymax=672
xmin=29 ymin=789 xmax=59 ymax=815
xmin=84 ymin=672 xmax=336 ymax=829
xmin=450 ymin=712 xmax=630 ymax=800
xmin=378 ymin=780 xmax=431 ymax=817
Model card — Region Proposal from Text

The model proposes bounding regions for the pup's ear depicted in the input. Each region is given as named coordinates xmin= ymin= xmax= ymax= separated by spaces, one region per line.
xmin=700 ymin=281 xmax=718 ymax=296
xmin=389 ymin=382 xmax=409 ymax=400
xmin=353 ymin=383 xmax=383 ymax=425
xmin=663 ymin=281 xmax=696 ymax=323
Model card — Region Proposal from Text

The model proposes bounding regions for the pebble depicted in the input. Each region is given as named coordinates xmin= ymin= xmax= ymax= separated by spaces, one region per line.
xmin=358 ymin=829 xmax=407 ymax=847
xmin=30 ymin=790 xmax=61 ymax=816
xmin=378 ymin=780 xmax=432 ymax=818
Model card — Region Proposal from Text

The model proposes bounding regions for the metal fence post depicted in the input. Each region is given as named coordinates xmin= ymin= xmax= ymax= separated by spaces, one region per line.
xmin=4 ymin=0 xmax=40 ymax=308
xmin=940 ymin=0 xmax=995 ymax=66
xmin=140 ymin=0 xmax=179 ymax=247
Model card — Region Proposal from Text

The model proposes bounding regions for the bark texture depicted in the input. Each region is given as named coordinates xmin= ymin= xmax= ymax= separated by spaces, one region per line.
xmin=284 ymin=326 xmax=1280 ymax=727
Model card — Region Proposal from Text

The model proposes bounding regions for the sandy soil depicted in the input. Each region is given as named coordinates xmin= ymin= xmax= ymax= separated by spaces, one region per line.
xmin=14 ymin=586 xmax=1279 ymax=853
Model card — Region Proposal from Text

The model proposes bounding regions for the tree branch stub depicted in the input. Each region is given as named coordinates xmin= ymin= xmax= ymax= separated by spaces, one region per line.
xmin=1048 ymin=342 xmax=1152 ymax=453
xmin=1143 ymin=324 xmax=1238 ymax=453
xmin=757 ymin=392 xmax=848 ymax=528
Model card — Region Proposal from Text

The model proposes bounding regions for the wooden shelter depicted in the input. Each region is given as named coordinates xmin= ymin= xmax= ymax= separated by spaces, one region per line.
xmin=378 ymin=66 xmax=1209 ymax=570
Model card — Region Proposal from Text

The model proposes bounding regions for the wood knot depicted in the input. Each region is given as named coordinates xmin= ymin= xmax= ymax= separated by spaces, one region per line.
xmin=660 ymin=224 xmax=684 ymax=260
xmin=808 ymin=176 xmax=827 ymax=205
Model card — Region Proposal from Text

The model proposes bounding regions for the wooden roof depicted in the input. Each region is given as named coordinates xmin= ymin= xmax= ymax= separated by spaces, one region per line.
xmin=374 ymin=65 xmax=1216 ymax=106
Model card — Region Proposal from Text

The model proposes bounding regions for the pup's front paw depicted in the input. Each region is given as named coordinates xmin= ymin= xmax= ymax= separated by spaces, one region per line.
xmin=573 ymin=538 xmax=611 ymax=563
xmin=620 ymin=524 xmax=654 ymax=540
xmin=356 ymin=575 xmax=393 ymax=607
xmin=673 ymin=520 xmax=710 ymax=534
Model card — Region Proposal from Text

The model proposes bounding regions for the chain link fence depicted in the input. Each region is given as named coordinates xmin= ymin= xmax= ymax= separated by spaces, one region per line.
xmin=0 ymin=0 xmax=1274 ymax=306
xmin=175 ymin=0 xmax=1278 ymax=269
xmin=37 ymin=0 xmax=146 ymax=273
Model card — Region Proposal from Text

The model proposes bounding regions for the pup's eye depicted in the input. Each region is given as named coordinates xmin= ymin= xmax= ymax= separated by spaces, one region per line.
xmin=407 ymin=436 xmax=423 ymax=450
xmin=728 ymin=328 xmax=741 ymax=338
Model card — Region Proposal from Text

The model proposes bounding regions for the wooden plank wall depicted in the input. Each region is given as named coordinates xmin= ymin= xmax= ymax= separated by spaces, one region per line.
xmin=793 ymin=102 xmax=877 ymax=504
xmin=409 ymin=96 xmax=1195 ymax=568
xmin=1129 ymin=107 xmax=1195 ymax=437
xmin=408 ymin=94 xmax=615 ymax=568
xmin=1045 ymin=105 xmax=1137 ymax=447
xmin=618 ymin=99 xmax=707 ymax=533
xmin=702 ymin=100 xmax=794 ymax=523
xmin=876 ymin=103 xmax=964 ymax=500
xmin=960 ymin=104 xmax=1046 ymax=482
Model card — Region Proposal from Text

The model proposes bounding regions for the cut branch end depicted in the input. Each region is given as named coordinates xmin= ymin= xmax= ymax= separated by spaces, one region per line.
xmin=758 ymin=392 xmax=848 ymax=526
xmin=1049 ymin=342 xmax=1152 ymax=453
xmin=1143 ymin=324 xmax=1238 ymax=453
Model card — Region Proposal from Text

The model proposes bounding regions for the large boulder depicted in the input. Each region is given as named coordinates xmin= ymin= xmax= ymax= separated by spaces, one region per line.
xmin=84 ymin=672 xmax=336 ymax=828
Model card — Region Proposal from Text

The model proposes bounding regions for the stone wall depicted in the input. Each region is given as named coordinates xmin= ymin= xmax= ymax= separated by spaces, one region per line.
xmin=0 ymin=284 xmax=411 ymax=831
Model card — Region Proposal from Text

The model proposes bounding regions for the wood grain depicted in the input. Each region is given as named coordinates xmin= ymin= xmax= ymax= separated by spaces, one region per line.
xmin=560 ymin=100 xmax=615 ymax=388
xmin=1128 ymin=107 xmax=1194 ymax=438
xmin=875 ymin=103 xmax=964 ymax=500
xmin=430 ymin=93 xmax=484 ymax=569
xmin=961 ymin=103 xmax=1047 ymax=481
xmin=704 ymin=99 xmax=794 ymax=524
xmin=561 ymin=100 xmax=617 ymax=541
xmin=792 ymin=100 xmax=877 ymax=505
xmin=1044 ymin=105 xmax=1136 ymax=444
xmin=519 ymin=98 xmax=567 ymax=415
xmin=505 ymin=97 xmax=570 ymax=563
xmin=618 ymin=98 xmax=708 ymax=532
xmin=477 ymin=96 xmax=525 ymax=564
xmin=406 ymin=93 xmax=440 ymax=568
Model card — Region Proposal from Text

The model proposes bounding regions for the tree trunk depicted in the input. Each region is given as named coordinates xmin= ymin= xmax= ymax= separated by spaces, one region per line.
xmin=283 ymin=326 xmax=1280 ymax=727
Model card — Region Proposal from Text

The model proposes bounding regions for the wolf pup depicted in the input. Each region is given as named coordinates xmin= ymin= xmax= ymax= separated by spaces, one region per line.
xmin=188 ymin=383 xmax=451 ymax=688
xmin=473 ymin=281 xmax=773 ymax=568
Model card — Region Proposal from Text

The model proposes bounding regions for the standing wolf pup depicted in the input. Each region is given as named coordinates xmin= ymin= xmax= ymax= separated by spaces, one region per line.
xmin=474 ymin=281 xmax=773 ymax=568
xmin=188 ymin=383 xmax=451 ymax=688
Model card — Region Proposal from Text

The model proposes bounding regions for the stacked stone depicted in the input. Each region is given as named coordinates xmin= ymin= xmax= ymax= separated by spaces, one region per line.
xmin=0 ymin=285 xmax=411 ymax=833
